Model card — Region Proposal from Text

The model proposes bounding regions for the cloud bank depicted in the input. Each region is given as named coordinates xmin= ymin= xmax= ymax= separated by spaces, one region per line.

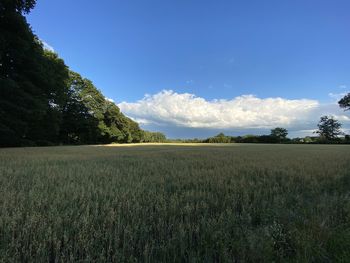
xmin=118 ymin=90 xmax=350 ymax=136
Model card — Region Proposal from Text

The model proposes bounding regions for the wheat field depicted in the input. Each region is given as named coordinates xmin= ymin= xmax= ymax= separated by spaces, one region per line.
xmin=0 ymin=144 xmax=349 ymax=262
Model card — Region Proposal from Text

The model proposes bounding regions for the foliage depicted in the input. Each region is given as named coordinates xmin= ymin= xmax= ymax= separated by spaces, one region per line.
xmin=0 ymin=3 xmax=148 ymax=147
xmin=0 ymin=0 xmax=36 ymax=14
xmin=178 ymin=130 xmax=350 ymax=145
xmin=204 ymin=133 xmax=232 ymax=143
xmin=270 ymin=127 xmax=288 ymax=142
xmin=0 ymin=5 xmax=70 ymax=146
xmin=236 ymin=134 xmax=280 ymax=143
xmin=345 ymin=135 xmax=350 ymax=143
xmin=141 ymin=131 xmax=167 ymax=142
xmin=59 ymin=71 xmax=145 ymax=144
xmin=203 ymin=132 xmax=290 ymax=144
xmin=338 ymin=93 xmax=350 ymax=111
xmin=291 ymin=136 xmax=317 ymax=144
xmin=315 ymin=115 xmax=343 ymax=141
xmin=0 ymin=144 xmax=349 ymax=261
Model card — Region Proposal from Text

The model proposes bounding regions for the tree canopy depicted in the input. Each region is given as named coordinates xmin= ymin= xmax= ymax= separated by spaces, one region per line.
xmin=270 ymin=127 xmax=288 ymax=142
xmin=0 ymin=0 xmax=36 ymax=14
xmin=315 ymin=116 xmax=343 ymax=141
xmin=0 ymin=2 xmax=165 ymax=147
xmin=338 ymin=93 xmax=350 ymax=111
xmin=0 ymin=1 xmax=64 ymax=146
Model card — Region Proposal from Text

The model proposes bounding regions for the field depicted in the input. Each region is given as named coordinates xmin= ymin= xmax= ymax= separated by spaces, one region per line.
xmin=0 ymin=144 xmax=349 ymax=262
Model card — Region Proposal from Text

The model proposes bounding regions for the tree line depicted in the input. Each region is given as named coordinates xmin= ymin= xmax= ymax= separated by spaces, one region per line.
xmin=0 ymin=0 xmax=166 ymax=147
xmin=198 ymin=111 xmax=350 ymax=144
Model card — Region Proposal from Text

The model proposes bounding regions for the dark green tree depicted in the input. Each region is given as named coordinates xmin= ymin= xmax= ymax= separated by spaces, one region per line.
xmin=0 ymin=0 xmax=148 ymax=147
xmin=60 ymin=72 xmax=105 ymax=144
xmin=127 ymin=119 xmax=143 ymax=142
xmin=338 ymin=93 xmax=350 ymax=111
xmin=0 ymin=1 xmax=70 ymax=146
xmin=206 ymin=133 xmax=231 ymax=143
xmin=0 ymin=0 xmax=36 ymax=14
xmin=59 ymin=73 xmax=98 ymax=144
xmin=30 ymin=50 xmax=70 ymax=144
xmin=61 ymin=71 xmax=143 ymax=144
xmin=270 ymin=127 xmax=288 ymax=142
xmin=141 ymin=131 xmax=167 ymax=142
xmin=315 ymin=116 xmax=343 ymax=141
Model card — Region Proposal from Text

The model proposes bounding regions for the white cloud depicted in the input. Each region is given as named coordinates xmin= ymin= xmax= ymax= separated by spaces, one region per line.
xmin=118 ymin=90 xmax=349 ymax=130
xmin=328 ymin=92 xmax=348 ymax=101
xmin=333 ymin=115 xmax=350 ymax=122
xmin=41 ymin=40 xmax=55 ymax=52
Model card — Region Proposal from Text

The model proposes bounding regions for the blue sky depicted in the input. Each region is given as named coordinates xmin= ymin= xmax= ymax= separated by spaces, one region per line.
xmin=28 ymin=0 xmax=350 ymax=138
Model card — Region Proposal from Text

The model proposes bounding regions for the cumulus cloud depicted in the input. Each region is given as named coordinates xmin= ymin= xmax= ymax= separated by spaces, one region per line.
xmin=118 ymin=90 xmax=349 ymax=131
xmin=328 ymin=92 xmax=348 ymax=101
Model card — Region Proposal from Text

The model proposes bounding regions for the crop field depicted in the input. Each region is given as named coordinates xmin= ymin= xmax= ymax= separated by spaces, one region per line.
xmin=0 ymin=144 xmax=349 ymax=262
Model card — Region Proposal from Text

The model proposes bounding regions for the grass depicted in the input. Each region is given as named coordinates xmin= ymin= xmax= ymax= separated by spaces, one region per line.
xmin=0 ymin=144 xmax=349 ymax=262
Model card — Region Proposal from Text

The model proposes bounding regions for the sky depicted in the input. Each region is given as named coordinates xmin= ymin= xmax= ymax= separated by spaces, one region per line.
xmin=27 ymin=0 xmax=350 ymax=138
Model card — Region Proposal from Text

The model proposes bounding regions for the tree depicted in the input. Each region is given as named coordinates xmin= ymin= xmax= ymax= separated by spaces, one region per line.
xmin=141 ymin=131 xmax=166 ymax=143
xmin=0 ymin=0 xmax=36 ymax=14
xmin=0 ymin=1 xmax=69 ymax=146
xmin=0 ymin=0 xmax=150 ymax=147
xmin=206 ymin=133 xmax=231 ymax=143
xmin=315 ymin=116 xmax=343 ymax=141
xmin=60 ymin=71 xmax=144 ymax=145
xmin=29 ymin=50 xmax=70 ymax=144
xmin=338 ymin=93 xmax=350 ymax=111
xmin=270 ymin=127 xmax=288 ymax=142
xmin=345 ymin=135 xmax=350 ymax=143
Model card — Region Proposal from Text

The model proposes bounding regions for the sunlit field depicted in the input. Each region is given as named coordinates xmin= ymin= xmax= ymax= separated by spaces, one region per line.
xmin=0 ymin=144 xmax=349 ymax=262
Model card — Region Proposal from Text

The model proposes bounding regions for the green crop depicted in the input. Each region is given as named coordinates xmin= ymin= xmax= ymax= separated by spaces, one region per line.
xmin=0 ymin=144 xmax=349 ymax=262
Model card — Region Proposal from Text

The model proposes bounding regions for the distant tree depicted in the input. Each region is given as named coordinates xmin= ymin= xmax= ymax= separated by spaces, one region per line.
xmin=303 ymin=136 xmax=314 ymax=143
xmin=270 ymin=127 xmax=288 ymax=143
xmin=127 ymin=120 xmax=143 ymax=142
xmin=141 ymin=131 xmax=166 ymax=143
xmin=345 ymin=135 xmax=350 ymax=143
xmin=315 ymin=116 xmax=343 ymax=141
xmin=258 ymin=135 xmax=278 ymax=143
xmin=206 ymin=133 xmax=231 ymax=143
xmin=152 ymin=132 xmax=166 ymax=142
xmin=338 ymin=93 xmax=350 ymax=111
xmin=291 ymin=137 xmax=303 ymax=144
xmin=240 ymin=135 xmax=259 ymax=143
